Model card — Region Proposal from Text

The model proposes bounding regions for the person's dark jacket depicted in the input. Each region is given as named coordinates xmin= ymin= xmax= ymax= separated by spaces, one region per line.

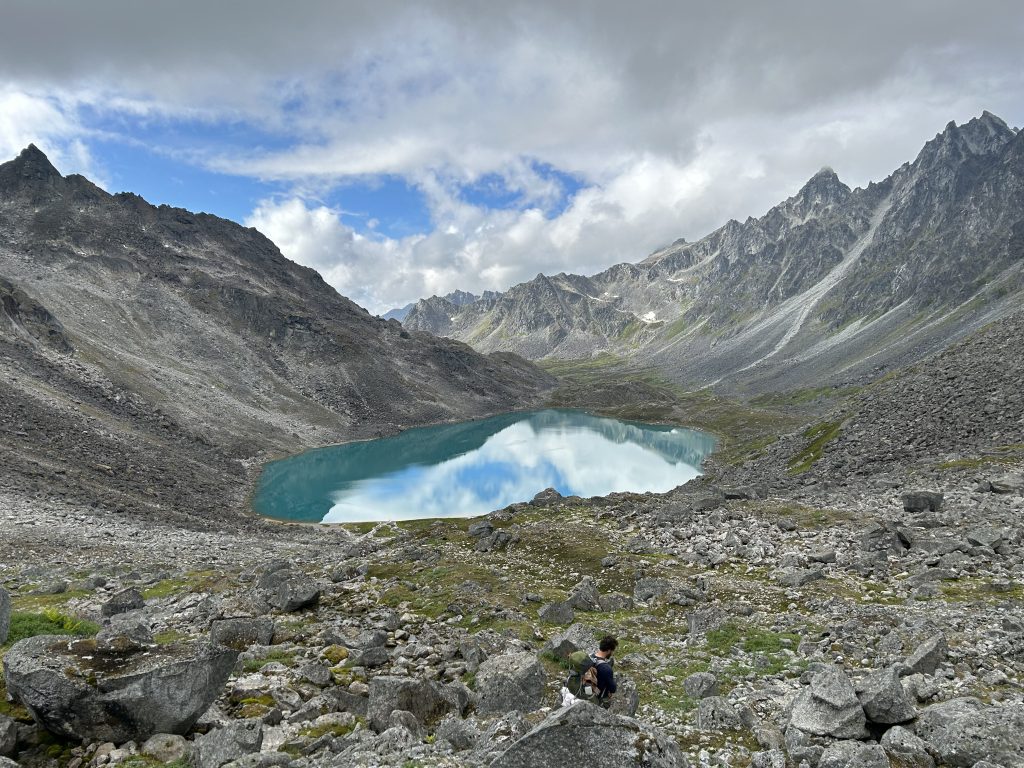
xmin=594 ymin=655 xmax=616 ymax=699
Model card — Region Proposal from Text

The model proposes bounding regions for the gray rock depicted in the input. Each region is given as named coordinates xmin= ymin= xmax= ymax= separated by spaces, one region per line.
xmin=210 ymin=617 xmax=275 ymax=649
xmin=789 ymin=667 xmax=868 ymax=739
xmin=538 ymin=600 xmax=575 ymax=625
xmin=989 ymin=474 xmax=1024 ymax=494
xmin=194 ymin=721 xmax=263 ymax=768
xmin=435 ymin=713 xmax=479 ymax=751
xmin=366 ymin=676 xmax=454 ymax=733
xmin=475 ymin=651 xmax=546 ymax=714
xmin=467 ymin=520 xmax=494 ymax=538
xmin=472 ymin=711 xmax=531 ymax=764
xmin=141 ymin=733 xmax=191 ymax=764
xmin=298 ymin=661 xmax=332 ymax=687
xmin=880 ymin=725 xmax=935 ymax=768
xmin=490 ymin=702 xmax=684 ymax=768
xmin=904 ymin=632 xmax=947 ymax=675
xmin=818 ymin=740 xmax=889 ymax=768
xmin=809 ymin=549 xmax=838 ymax=564
xmin=264 ymin=574 xmax=319 ymax=612
xmin=914 ymin=697 xmax=1024 ymax=767
xmin=686 ymin=606 xmax=729 ymax=639
xmin=0 ymin=715 xmax=16 ymax=758
xmin=101 ymin=587 xmax=144 ymax=617
xmin=683 ymin=671 xmax=719 ymax=699
xmin=541 ymin=624 xmax=598 ymax=661
xmin=633 ymin=577 xmax=671 ymax=602
xmin=903 ymin=491 xmax=943 ymax=512
xmin=2 ymin=635 xmax=237 ymax=742
xmin=221 ymin=755 xmax=292 ymax=768
xmin=597 ymin=592 xmax=633 ymax=611
xmin=0 ymin=587 xmax=9 ymax=645
xmin=776 ymin=567 xmax=825 ymax=587
xmin=751 ymin=750 xmax=786 ymax=768
xmin=0 ymin=758 xmax=18 ymax=768
xmin=387 ymin=709 xmax=424 ymax=739
xmin=606 ymin=678 xmax=639 ymax=717
xmin=697 ymin=696 xmax=742 ymax=731
xmin=567 ymin=577 xmax=601 ymax=612
xmin=95 ymin=622 xmax=153 ymax=654
xmin=856 ymin=666 xmax=915 ymax=724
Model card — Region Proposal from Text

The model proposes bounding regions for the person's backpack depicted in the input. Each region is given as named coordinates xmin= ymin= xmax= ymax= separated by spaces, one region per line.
xmin=565 ymin=650 xmax=609 ymax=700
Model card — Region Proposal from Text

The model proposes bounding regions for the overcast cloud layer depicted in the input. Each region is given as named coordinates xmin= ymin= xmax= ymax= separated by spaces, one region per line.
xmin=2 ymin=1 xmax=1022 ymax=313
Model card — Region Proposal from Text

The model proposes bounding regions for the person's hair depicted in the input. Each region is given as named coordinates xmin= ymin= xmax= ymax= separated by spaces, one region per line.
xmin=599 ymin=635 xmax=618 ymax=653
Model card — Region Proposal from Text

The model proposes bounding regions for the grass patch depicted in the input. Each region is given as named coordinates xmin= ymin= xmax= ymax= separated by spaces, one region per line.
xmin=142 ymin=570 xmax=226 ymax=599
xmin=788 ymin=420 xmax=843 ymax=474
xmin=242 ymin=648 xmax=298 ymax=673
xmin=3 ymin=609 xmax=99 ymax=646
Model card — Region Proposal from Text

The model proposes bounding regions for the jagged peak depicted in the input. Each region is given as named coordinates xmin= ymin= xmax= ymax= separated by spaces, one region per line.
xmin=921 ymin=111 xmax=1015 ymax=161
xmin=0 ymin=144 xmax=63 ymax=189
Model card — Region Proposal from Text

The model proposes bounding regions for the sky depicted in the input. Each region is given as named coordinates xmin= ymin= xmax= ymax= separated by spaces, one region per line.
xmin=1 ymin=1 xmax=1022 ymax=315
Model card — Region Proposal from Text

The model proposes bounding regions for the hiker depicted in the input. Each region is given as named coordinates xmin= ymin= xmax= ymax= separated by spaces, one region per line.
xmin=565 ymin=635 xmax=618 ymax=707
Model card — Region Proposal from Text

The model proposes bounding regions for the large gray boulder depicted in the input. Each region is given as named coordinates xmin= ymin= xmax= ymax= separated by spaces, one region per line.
xmin=914 ymin=697 xmax=1024 ymax=767
xmin=818 ymin=741 xmax=889 ymax=768
xmin=194 ymin=720 xmax=263 ymax=768
xmin=210 ymin=617 xmax=275 ymax=649
xmin=789 ymin=667 xmax=868 ymax=739
xmin=0 ymin=587 xmax=9 ymax=645
xmin=475 ymin=651 xmax=546 ymax=714
xmin=255 ymin=563 xmax=320 ymax=612
xmin=904 ymin=633 xmax=947 ymax=676
xmin=2 ymin=635 xmax=237 ymax=742
xmin=0 ymin=714 xmax=17 ymax=757
xmin=879 ymin=726 xmax=935 ymax=768
xmin=606 ymin=678 xmax=639 ymax=717
xmin=567 ymin=577 xmax=601 ymax=612
xmin=366 ymin=676 xmax=455 ymax=733
xmin=541 ymin=624 xmax=598 ymax=661
xmin=490 ymin=702 xmax=684 ymax=768
xmin=855 ymin=666 xmax=915 ymax=724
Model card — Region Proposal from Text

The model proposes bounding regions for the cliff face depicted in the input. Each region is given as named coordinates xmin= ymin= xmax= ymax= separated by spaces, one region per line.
xmin=0 ymin=145 xmax=553 ymax=520
xmin=405 ymin=113 xmax=1024 ymax=393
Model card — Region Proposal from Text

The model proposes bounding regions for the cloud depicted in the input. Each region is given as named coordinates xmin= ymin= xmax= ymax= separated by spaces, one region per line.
xmin=2 ymin=2 xmax=1023 ymax=310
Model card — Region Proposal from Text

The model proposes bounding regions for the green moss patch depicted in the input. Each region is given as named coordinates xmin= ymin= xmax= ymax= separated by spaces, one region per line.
xmin=788 ymin=420 xmax=843 ymax=474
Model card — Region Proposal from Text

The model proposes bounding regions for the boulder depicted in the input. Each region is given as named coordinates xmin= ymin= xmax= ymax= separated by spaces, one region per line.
xmin=0 ymin=587 xmax=9 ymax=645
xmin=697 ymin=696 xmax=742 ymax=731
xmin=914 ymin=697 xmax=1024 ymax=767
xmin=904 ymin=632 xmax=947 ymax=676
xmin=606 ymin=678 xmax=639 ymax=716
xmin=366 ymin=676 xmax=454 ymax=733
xmin=141 ymin=733 xmax=190 ymax=763
xmin=902 ymin=491 xmax=943 ymax=512
xmin=95 ymin=623 xmax=153 ymax=654
xmin=0 ymin=715 xmax=16 ymax=758
xmin=490 ymin=702 xmax=684 ymax=768
xmin=541 ymin=624 xmax=598 ymax=661
xmin=538 ymin=601 xmax=575 ymax=625
xmin=879 ymin=725 xmax=935 ymax=768
xmin=776 ymin=567 xmax=825 ymax=587
xmin=435 ymin=713 xmax=479 ymax=751
xmin=855 ymin=666 xmax=915 ymax=724
xmin=100 ymin=587 xmax=144 ymax=617
xmin=193 ymin=719 xmax=264 ymax=768
xmin=567 ymin=577 xmax=601 ymax=612
xmin=683 ymin=672 xmax=719 ymax=699
xmin=818 ymin=741 xmax=889 ymax=768
xmin=258 ymin=568 xmax=319 ymax=612
xmin=210 ymin=617 xmax=275 ymax=649
xmin=989 ymin=474 xmax=1024 ymax=494
xmin=475 ymin=652 xmax=546 ymax=715
xmin=2 ymin=635 xmax=237 ymax=742
xmin=789 ymin=667 xmax=868 ymax=739
xmin=751 ymin=750 xmax=786 ymax=768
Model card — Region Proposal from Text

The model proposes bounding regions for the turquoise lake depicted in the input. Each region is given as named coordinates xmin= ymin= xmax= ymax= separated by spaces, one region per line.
xmin=252 ymin=409 xmax=716 ymax=524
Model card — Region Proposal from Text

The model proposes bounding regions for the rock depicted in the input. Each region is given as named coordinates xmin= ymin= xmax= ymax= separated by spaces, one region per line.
xmin=683 ymin=672 xmax=719 ymax=699
xmin=818 ymin=740 xmax=889 ymax=768
xmin=904 ymin=632 xmax=947 ymax=675
xmin=366 ymin=676 xmax=454 ymax=733
xmin=776 ymin=567 xmax=825 ymax=587
xmin=989 ymin=474 xmax=1024 ymax=494
xmin=387 ymin=709 xmax=424 ymax=739
xmin=789 ymin=667 xmax=868 ymax=739
xmin=2 ymin=635 xmax=237 ymax=742
xmin=210 ymin=617 xmax=275 ymax=649
xmin=965 ymin=526 xmax=1005 ymax=548
xmin=298 ymin=661 xmax=332 ymax=687
xmin=902 ymin=491 xmax=943 ymax=512
xmin=94 ymin=622 xmax=153 ymax=654
xmin=141 ymin=733 xmax=191 ymax=764
xmin=567 ymin=577 xmax=601 ymax=612
xmin=100 ymin=587 xmax=144 ymax=617
xmin=435 ymin=713 xmax=479 ymax=751
xmin=633 ymin=577 xmax=671 ymax=602
xmin=475 ymin=651 xmax=546 ymax=714
xmin=914 ymin=697 xmax=1024 ymax=767
xmin=262 ymin=572 xmax=319 ymax=612
xmin=697 ymin=696 xmax=742 ymax=731
xmin=855 ymin=666 xmax=915 ymax=724
xmin=490 ymin=702 xmax=684 ymax=768
xmin=0 ymin=587 xmax=9 ymax=645
xmin=538 ymin=600 xmax=575 ymax=625
xmin=0 ymin=759 xmax=18 ymax=768
xmin=0 ymin=715 xmax=16 ymax=758
xmin=541 ymin=624 xmax=598 ymax=661
xmin=809 ymin=549 xmax=837 ymax=564
xmin=751 ymin=750 xmax=786 ymax=768
xmin=686 ymin=606 xmax=728 ymax=639
xmin=879 ymin=726 xmax=935 ymax=768
xmin=467 ymin=520 xmax=494 ymax=538
xmin=606 ymin=678 xmax=639 ymax=716
xmin=597 ymin=592 xmax=633 ymax=611
xmin=194 ymin=720 xmax=263 ymax=768
xmin=476 ymin=529 xmax=514 ymax=552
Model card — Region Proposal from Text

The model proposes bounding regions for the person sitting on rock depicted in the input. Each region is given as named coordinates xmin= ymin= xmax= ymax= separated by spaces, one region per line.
xmin=590 ymin=635 xmax=618 ymax=707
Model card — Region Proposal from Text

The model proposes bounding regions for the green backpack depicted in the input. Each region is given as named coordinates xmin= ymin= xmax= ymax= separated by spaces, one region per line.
xmin=565 ymin=650 xmax=607 ymax=700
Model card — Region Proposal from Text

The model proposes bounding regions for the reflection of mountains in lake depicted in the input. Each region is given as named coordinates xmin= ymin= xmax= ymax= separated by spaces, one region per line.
xmin=253 ymin=409 xmax=715 ymax=523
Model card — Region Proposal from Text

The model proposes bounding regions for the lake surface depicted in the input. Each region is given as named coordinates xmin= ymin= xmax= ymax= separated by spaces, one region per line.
xmin=252 ymin=409 xmax=716 ymax=524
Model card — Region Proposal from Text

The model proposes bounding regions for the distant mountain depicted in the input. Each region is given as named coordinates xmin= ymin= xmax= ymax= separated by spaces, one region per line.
xmin=405 ymin=112 xmax=1024 ymax=392
xmin=0 ymin=146 xmax=554 ymax=518
xmin=382 ymin=289 xmax=480 ymax=322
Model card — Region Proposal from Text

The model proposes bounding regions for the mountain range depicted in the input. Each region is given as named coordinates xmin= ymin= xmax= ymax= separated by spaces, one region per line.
xmin=404 ymin=112 xmax=1024 ymax=393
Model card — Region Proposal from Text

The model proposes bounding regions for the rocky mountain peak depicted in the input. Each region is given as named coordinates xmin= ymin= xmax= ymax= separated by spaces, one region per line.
xmin=0 ymin=144 xmax=64 ymax=195
xmin=916 ymin=111 xmax=1015 ymax=169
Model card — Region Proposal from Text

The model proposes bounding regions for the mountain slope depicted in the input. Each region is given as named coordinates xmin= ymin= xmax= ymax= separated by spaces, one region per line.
xmin=405 ymin=112 xmax=1024 ymax=393
xmin=0 ymin=146 xmax=554 ymax=520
